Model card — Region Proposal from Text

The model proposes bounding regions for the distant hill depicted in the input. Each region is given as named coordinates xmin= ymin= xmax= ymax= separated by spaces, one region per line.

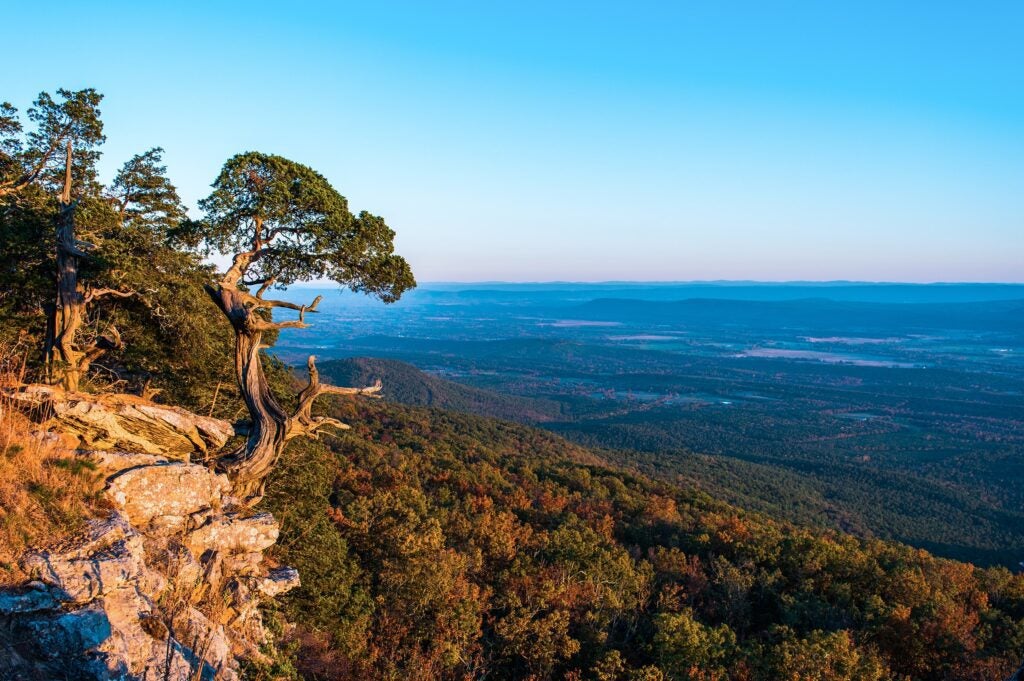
xmin=315 ymin=357 xmax=566 ymax=422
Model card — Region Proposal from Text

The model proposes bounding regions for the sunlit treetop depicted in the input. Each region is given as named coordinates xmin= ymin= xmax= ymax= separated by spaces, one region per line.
xmin=177 ymin=151 xmax=414 ymax=303
xmin=0 ymin=89 xmax=104 ymax=197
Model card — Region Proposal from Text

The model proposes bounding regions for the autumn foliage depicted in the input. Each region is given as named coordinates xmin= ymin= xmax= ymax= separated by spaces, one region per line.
xmin=262 ymin=397 xmax=1024 ymax=680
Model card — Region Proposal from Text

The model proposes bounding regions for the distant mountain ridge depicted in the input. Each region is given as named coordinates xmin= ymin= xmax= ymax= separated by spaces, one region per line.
xmin=276 ymin=281 xmax=1024 ymax=312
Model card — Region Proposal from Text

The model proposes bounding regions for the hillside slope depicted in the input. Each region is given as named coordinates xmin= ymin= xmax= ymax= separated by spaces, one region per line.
xmin=263 ymin=397 xmax=1024 ymax=681
xmin=306 ymin=356 xmax=1024 ymax=567
xmin=316 ymin=357 xmax=566 ymax=422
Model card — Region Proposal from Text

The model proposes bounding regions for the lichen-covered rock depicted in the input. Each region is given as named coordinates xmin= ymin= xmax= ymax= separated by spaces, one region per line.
xmin=14 ymin=603 xmax=114 ymax=679
xmin=8 ymin=384 xmax=234 ymax=456
xmin=0 ymin=581 xmax=64 ymax=614
xmin=184 ymin=512 xmax=279 ymax=557
xmin=106 ymin=462 xmax=231 ymax=530
xmin=260 ymin=567 xmax=301 ymax=598
xmin=21 ymin=514 xmax=151 ymax=603
xmin=0 ymin=390 xmax=297 ymax=680
xmin=30 ymin=604 xmax=113 ymax=653
xmin=78 ymin=449 xmax=170 ymax=475
xmin=4 ymin=506 xmax=284 ymax=681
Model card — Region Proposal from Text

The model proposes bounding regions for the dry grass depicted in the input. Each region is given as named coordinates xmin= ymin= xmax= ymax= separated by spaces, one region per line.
xmin=0 ymin=349 xmax=106 ymax=585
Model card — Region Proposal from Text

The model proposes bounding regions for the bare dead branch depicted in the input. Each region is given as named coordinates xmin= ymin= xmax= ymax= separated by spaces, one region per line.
xmin=294 ymin=355 xmax=381 ymax=416
xmin=254 ymin=294 xmax=322 ymax=314
xmin=81 ymin=324 xmax=123 ymax=366
xmin=84 ymin=287 xmax=137 ymax=304
xmin=302 ymin=417 xmax=352 ymax=437
xmin=287 ymin=355 xmax=381 ymax=441
xmin=248 ymin=318 xmax=310 ymax=332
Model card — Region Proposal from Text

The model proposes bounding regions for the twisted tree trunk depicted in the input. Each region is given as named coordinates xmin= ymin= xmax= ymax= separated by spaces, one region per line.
xmin=205 ymin=286 xmax=290 ymax=501
xmin=43 ymin=142 xmax=88 ymax=391
xmin=42 ymin=142 xmax=133 ymax=391
xmin=206 ymin=268 xmax=381 ymax=503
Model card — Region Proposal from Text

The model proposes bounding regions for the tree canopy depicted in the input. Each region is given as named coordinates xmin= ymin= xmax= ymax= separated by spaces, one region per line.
xmin=177 ymin=151 xmax=414 ymax=301
xmin=0 ymin=88 xmax=104 ymax=198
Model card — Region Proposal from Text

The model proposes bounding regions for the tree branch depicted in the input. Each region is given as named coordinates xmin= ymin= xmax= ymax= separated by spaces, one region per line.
xmin=254 ymin=294 xmax=322 ymax=314
xmin=221 ymin=248 xmax=264 ymax=288
xmin=0 ymin=126 xmax=70 ymax=197
xmin=301 ymin=416 xmax=352 ymax=438
xmin=81 ymin=325 xmax=123 ymax=365
xmin=84 ymin=287 xmax=137 ymax=304
xmin=58 ymin=232 xmax=95 ymax=259
xmin=248 ymin=317 xmax=311 ymax=331
xmin=255 ymin=275 xmax=278 ymax=299
xmin=288 ymin=355 xmax=381 ymax=439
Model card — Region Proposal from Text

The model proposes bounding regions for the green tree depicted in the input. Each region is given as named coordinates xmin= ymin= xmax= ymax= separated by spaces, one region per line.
xmin=652 ymin=609 xmax=735 ymax=680
xmin=0 ymin=88 xmax=103 ymax=198
xmin=771 ymin=630 xmax=888 ymax=681
xmin=97 ymin=148 xmax=234 ymax=403
xmin=177 ymin=151 xmax=415 ymax=500
xmin=107 ymin=147 xmax=187 ymax=231
xmin=0 ymin=89 xmax=110 ymax=389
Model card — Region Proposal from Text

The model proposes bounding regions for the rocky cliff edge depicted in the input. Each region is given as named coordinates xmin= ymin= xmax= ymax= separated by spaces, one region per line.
xmin=0 ymin=385 xmax=298 ymax=680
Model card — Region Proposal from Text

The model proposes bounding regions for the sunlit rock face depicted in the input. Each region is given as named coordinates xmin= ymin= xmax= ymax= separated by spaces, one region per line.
xmin=0 ymin=390 xmax=296 ymax=681
xmin=9 ymin=384 xmax=234 ymax=456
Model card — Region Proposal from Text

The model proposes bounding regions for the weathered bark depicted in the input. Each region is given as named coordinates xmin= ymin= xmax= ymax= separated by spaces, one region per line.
xmin=206 ymin=277 xmax=380 ymax=503
xmin=206 ymin=285 xmax=290 ymax=501
xmin=43 ymin=142 xmax=88 ymax=391
xmin=41 ymin=142 xmax=134 ymax=391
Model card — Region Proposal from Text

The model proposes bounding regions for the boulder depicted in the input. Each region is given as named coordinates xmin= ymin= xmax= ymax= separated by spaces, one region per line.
xmin=78 ymin=449 xmax=170 ymax=475
xmin=0 ymin=581 xmax=65 ymax=614
xmin=259 ymin=567 xmax=301 ymax=598
xmin=184 ymin=513 xmax=279 ymax=557
xmin=27 ymin=604 xmax=113 ymax=658
xmin=106 ymin=462 xmax=231 ymax=530
xmin=21 ymin=514 xmax=150 ymax=603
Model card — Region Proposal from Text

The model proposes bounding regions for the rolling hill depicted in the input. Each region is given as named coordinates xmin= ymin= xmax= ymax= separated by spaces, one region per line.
xmin=315 ymin=356 xmax=567 ymax=422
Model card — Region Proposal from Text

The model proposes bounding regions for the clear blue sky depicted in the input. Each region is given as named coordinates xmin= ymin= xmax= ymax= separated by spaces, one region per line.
xmin=3 ymin=1 xmax=1022 ymax=282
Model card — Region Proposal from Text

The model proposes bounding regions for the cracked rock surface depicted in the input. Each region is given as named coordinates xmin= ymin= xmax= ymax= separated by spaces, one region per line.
xmin=0 ymin=393 xmax=298 ymax=681
xmin=7 ymin=385 xmax=234 ymax=456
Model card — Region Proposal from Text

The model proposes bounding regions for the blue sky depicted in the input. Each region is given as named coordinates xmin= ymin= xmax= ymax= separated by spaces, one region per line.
xmin=3 ymin=1 xmax=1022 ymax=282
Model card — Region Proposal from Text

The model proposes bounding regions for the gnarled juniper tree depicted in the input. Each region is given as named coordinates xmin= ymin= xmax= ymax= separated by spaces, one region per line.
xmin=0 ymin=89 xmax=120 ymax=390
xmin=178 ymin=152 xmax=414 ymax=501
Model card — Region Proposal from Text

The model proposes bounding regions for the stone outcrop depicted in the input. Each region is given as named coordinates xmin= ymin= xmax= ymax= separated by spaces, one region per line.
xmin=0 ymin=389 xmax=297 ymax=681
xmin=106 ymin=463 xmax=231 ymax=531
xmin=7 ymin=384 xmax=234 ymax=456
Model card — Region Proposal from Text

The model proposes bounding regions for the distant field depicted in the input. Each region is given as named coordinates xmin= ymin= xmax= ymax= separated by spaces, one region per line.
xmin=278 ymin=283 xmax=1024 ymax=567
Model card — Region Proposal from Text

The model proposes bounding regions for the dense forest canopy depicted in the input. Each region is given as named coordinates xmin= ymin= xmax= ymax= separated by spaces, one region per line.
xmin=1 ymin=87 xmax=1023 ymax=680
xmin=263 ymin=399 xmax=1024 ymax=680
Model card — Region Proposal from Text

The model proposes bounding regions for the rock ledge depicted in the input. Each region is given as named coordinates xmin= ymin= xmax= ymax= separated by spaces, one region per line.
xmin=0 ymin=390 xmax=297 ymax=681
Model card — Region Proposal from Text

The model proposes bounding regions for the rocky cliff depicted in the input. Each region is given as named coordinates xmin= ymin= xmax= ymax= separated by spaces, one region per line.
xmin=0 ymin=386 xmax=297 ymax=680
